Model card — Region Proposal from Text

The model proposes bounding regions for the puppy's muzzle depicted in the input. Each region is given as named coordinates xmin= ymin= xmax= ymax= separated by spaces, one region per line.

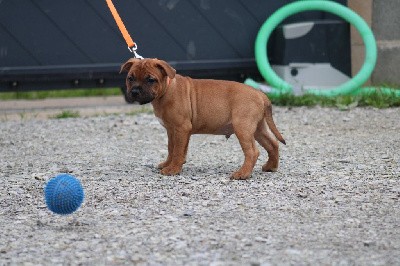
xmin=131 ymin=86 xmax=141 ymax=97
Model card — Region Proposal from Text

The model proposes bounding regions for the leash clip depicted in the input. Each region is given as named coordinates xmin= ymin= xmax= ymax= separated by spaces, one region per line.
xmin=128 ymin=43 xmax=144 ymax=59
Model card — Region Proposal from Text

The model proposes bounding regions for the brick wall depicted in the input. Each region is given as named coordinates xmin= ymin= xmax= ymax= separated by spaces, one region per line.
xmin=348 ymin=0 xmax=400 ymax=85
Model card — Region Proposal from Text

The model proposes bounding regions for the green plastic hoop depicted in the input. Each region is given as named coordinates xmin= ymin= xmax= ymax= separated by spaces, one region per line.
xmin=255 ymin=0 xmax=377 ymax=96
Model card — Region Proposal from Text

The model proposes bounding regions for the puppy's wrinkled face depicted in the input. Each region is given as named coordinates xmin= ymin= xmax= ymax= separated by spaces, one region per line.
xmin=120 ymin=58 xmax=176 ymax=105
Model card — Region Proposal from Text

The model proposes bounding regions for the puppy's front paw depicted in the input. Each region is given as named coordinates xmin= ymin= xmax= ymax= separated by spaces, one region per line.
xmin=157 ymin=161 xmax=169 ymax=169
xmin=160 ymin=165 xmax=182 ymax=176
xmin=230 ymin=170 xmax=251 ymax=180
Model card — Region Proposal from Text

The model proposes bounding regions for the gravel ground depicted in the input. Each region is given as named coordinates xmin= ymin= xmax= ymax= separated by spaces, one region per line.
xmin=0 ymin=106 xmax=399 ymax=265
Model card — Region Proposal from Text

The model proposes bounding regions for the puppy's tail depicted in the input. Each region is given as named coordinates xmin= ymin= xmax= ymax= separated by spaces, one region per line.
xmin=264 ymin=100 xmax=286 ymax=145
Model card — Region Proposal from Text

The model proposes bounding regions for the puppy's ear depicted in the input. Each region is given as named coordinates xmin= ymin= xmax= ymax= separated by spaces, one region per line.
xmin=155 ymin=59 xmax=176 ymax=79
xmin=120 ymin=58 xmax=140 ymax=73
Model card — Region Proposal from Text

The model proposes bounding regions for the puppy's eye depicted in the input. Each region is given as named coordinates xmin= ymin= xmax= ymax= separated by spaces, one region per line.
xmin=147 ymin=77 xmax=157 ymax=83
xmin=127 ymin=76 xmax=135 ymax=82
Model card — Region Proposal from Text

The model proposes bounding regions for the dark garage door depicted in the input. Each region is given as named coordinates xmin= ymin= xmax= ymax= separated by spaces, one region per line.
xmin=0 ymin=0 xmax=348 ymax=92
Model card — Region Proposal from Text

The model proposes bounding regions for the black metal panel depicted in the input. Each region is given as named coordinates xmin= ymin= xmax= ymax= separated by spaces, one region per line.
xmin=33 ymin=0 xmax=119 ymax=63
xmin=0 ymin=23 xmax=39 ymax=67
xmin=0 ymin=0 xmax=348 ymax=92
xmin=0 ymin=1 xmax=89 ymax=65
xmin=187 ymin=0 xmax=259 ymax=58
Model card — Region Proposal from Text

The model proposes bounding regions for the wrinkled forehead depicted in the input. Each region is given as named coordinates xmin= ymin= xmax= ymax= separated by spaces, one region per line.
xmin=129 ymin=60 xmax=162 ymax=78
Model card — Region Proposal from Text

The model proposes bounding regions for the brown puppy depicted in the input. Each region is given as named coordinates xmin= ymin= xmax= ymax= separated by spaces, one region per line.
xmin=121 ymin=58 xmax=285 ymax=180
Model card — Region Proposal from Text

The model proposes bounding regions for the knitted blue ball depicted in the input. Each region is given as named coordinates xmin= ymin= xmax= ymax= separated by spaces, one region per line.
xmin=44 ymin=174 xmax=84 ymax=215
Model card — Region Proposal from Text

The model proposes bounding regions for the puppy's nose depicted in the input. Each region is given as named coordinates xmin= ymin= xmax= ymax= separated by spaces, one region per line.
xmin=131 ymin=86 xmax=141 ymax=96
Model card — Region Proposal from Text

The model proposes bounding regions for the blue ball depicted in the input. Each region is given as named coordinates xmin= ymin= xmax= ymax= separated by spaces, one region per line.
xmin=44 ymin=174 xmax=84 ymax=215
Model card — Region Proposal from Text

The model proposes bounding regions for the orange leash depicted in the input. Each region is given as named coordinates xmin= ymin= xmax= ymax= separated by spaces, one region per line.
xmin=106 ymin=0 xmax=143 ymax=59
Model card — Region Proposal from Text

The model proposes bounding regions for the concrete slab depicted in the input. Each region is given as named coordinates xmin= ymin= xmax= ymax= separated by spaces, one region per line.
xmin=0 ymin=96 xmax=152 ymax=121
xmin=372 ymin=0 xmax=400 ymax=40
xmin=373 ymin=46 xmax=400 ymax=84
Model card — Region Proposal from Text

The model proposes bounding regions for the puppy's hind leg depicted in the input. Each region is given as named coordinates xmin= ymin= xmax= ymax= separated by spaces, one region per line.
xmin=231 ymin=121 xmax=259 ymax=180
xmin=255 ymin=121 xmax=280 ymax=172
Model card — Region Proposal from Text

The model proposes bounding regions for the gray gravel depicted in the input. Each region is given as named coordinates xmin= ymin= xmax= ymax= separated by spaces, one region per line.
xmin=0 ymin=106 xmax=399 ymax=265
